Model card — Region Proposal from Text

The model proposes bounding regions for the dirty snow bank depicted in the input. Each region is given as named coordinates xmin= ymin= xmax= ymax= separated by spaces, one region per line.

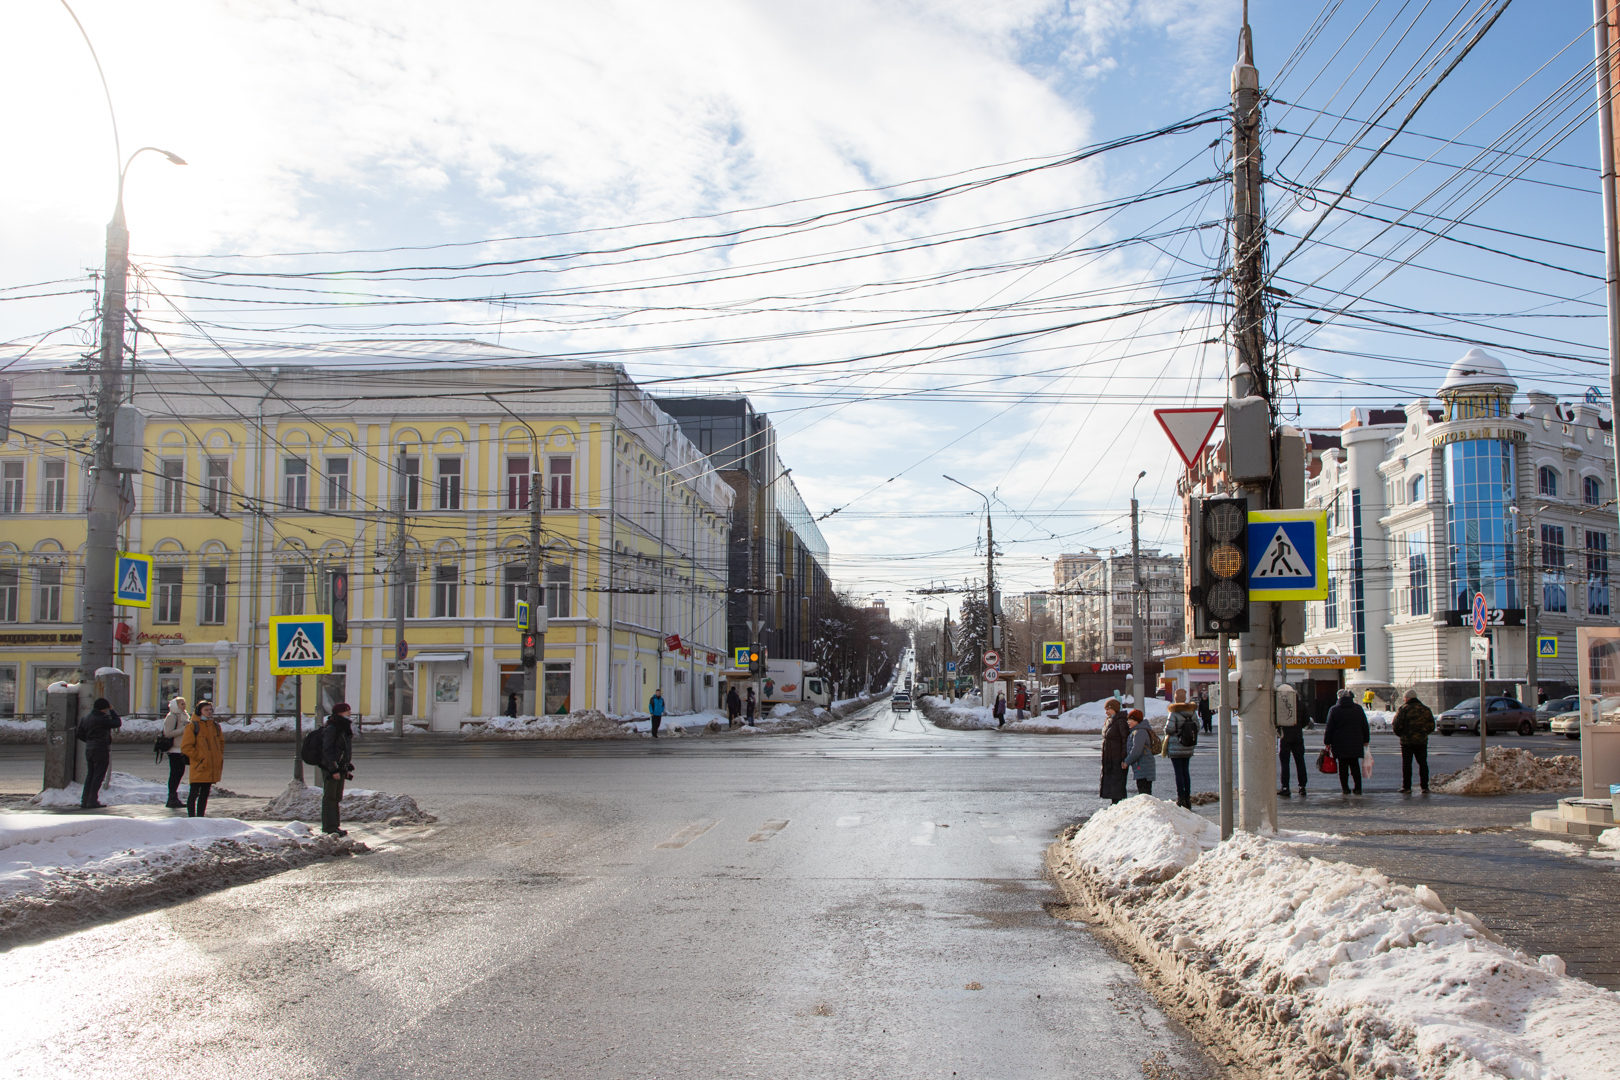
xmin=919 ymin=696 xmax=995 ymax=730
xmin=1432 ymin=746 xmax=1582 ymax=795
xmin=31 ymin=772 xmax=240 ymax=808
xmin=0 ymin=812 xmax=362 ymax=943
xmin=259 ymin=780 xmax=436 ymax=825
xmin=467 ymin=709 xmax=630 ymax=740
xmin=1051 ymin=798 xmax=1620 ymax=1080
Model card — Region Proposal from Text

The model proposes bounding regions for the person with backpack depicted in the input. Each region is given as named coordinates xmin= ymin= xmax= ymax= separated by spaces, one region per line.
xmin=76 ymin=697 xmax=122 ymax=810
xmin=1324 ymin=689 xmax=1371 ymax=795
xmin=1122 ymin=709 xmax=1157 ymax=796
xmin=648 ymin=689 xmax=665 ymax=738
xmin=1391 ymin=689 xmax=1435 ymax=793
xmin=319 ymin=703 xmax=355 ymax=835
xmin=160 ymin=695 xmax=190 ymax=809
xmin=179 ymin=700 xmax=224 ymax=817
xmin=1278 ymin=714 xmax=1308 ymax=798
xmin=1166 ymin=690 xmax=1199 ymax=809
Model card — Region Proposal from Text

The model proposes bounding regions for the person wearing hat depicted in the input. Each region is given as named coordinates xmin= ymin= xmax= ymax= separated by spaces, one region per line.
xmin=1324 ymin=688 xmax=1371 ymax=795
xmin=180 ymin=700 xmax=225 ymax=816
xmin=1122 ymin=709 xmax=1158 ymax=796
xmin=75 ymin=696 xmax=123 ymax=809
xmin=320 ymin=703 xmax=355 ymax=835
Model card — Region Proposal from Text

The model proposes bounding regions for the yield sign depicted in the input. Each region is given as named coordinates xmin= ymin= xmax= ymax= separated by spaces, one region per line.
xmin=1154 ymin=408 xmax=1223 ymax=469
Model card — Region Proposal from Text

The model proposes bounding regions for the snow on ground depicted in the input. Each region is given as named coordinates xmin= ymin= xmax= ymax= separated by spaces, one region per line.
xmin=1432 ymin=746 xmax=1582 ymax=795
xmin=30 ymin=772 xmax=241 ymax=808
xmin=1367 ymin=709 xmax=1395 ymax=731
xmin=1523 ymin=830 xmax=1620 ymax=863
xmin=922 ymin=695 xmax=1170 ymax=734
xmin=1052 ymin=797 xmax=1620 ymax=1080
xmin=260 ymin=780 xmax=436 ymax=825
xmin=471 ymin=709 xmax=632 ymax=739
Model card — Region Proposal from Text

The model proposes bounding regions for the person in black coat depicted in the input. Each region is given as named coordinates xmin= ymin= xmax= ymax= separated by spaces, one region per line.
xmin=320 ymin=703 xmax=355 ymax=836
xmin=1323 ymin=689 xmax=1371 ymax=794
xmin=1278 ymin=720 xmax=1307 ymax=797
xmin=1098 ymin=700 xmax=1129 ymax=804
xmin=726 ymin=685 xmax=742 ymax=727
xmin=1196 ymin=688 xmax=1213 ymax=734
xmin=76 ymin=697 xmax=122 ymax=809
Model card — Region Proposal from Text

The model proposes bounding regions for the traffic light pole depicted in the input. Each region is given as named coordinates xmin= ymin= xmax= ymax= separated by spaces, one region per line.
xmin=1218 ymin=632 xmax=1233 ymax=840
xmin=392 ymin=449 xmax=408 ymax=739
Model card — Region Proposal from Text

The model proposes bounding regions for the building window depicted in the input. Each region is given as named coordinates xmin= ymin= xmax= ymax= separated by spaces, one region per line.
xmin=0 ymin=569 xmax=18 ymax=622
xmin=42 ymin=460 xmax=66 ymax=513
xmin=284 ymin=458 xmax=308 ymax=509
xmin=158 ymin=666 xmax=183 ymax=712
xmin=160 ymin=459 xmax=184 ymax=513
xmin=1407 ymin=530 xmax=1429 ymax=617
xmin=1585 ymin=475 xmax=1603 ymax=507
xmin=201 ymin=566 xmax=227 ymax=624
xmin=437 ymin=458 xmax=461 ymax=510
xmin=400 ymin=456 xmax=420 ymax=511
xmin=279 ymin=566 xmax=306 ymax=616
xmin=393 ymin=565 xmax=417 ymax=619
xmin=549 ymin=457 xmax=573 ymax=510
xmin=37 ymin=566 xmax=62 ymax=622
xmin=507 ymin=456 xmax=530 ymax=510
xmin=325 ymin=457 xmax=350 ymax=511
xmin=192 ymin=667 xmax=217 ymax=710
xmin=385 ymin=662 xmax=415 ymax=716
xmin=204 ymin=457 xmax=230 ymax=512
xmin=1588 ymin=530 xmax=1610 ymax=617
xmin=1541 ymin=524 xmax=1567 ymax=614
xmin=1445 ymin=440 xmax=1518 ymax=611
xmin=543 ymin=661 xmax=571 ymax=715
xmin=1324 ymin=575 xmax=1338 ymax=629
xmin=0 ymin=663 xmax=16 ymax=716
xmin=433 ymin=564 xmax=459 ymax=618
xmin=502 ymin=562 xmax=526 ymax=620
xmin=546 ymin=560 xmax=571 ymax=618
xmin=1538 ymin=465 xmax=1558 ymax=498
xmin=1 ymin=461 xmax=22 ymax=513
xmin=1409 ymin=473 xmax=1425 ymax=503
xmin=155 ymin=566 xmax=183 ymax=624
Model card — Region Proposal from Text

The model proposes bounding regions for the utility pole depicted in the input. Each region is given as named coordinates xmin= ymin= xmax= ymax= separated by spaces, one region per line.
xmin=525 ymin=459 xmax=544 ymax=716
xmin=1230 ymin=13 xmax=1279 ymax=834
xmin=1131 ymin=471 xmax=1147 ymax=708
xmin=1510 ymin=504 xmax=1539 ymax=707
xmin=1596 ymin=2 xmax=1620 ymax=541
xmin=392 ymin=447 xmax=408 ymax=738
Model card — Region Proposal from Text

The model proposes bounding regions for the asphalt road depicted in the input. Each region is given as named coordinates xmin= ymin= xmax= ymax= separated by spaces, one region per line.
xmin=0 ymin=698 xmax=1224 ymax=1080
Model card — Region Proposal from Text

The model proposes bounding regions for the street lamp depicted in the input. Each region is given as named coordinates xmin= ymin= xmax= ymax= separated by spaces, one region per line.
xmin=1508 ymin=504 xmax=1550 ymax=708
xmin=943 ymin=475 xmax=996 ymax=673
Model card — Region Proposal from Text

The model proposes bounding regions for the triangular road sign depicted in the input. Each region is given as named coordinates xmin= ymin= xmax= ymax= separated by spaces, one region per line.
xmin=280 ymin=627 xmax=322 ymax=663
xmin=1253 ymin=526 xmax=1310 ymax=578
xmin=1154 ymin=408 xmax=1223 ymax=469
xmin=120 ymin=563 xmax=146 ymax=595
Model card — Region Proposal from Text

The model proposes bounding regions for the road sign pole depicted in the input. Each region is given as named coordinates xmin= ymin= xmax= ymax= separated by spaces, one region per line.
xmin=1218 ymin=632 xmax=1233 ymax=841
xmin=293 ymin=673 xmax=305 ymax=785
xmin=1479 ymin=655 xmax=1488 ymax=765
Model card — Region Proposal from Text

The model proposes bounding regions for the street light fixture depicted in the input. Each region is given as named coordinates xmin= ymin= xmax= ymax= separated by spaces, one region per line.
xmin=944 ymin=475 xmax=997 ymax=671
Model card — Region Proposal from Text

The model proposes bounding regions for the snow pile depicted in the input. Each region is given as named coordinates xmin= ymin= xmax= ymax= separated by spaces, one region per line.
xmin=1067 ymin=797 xmax=1219 ymax=886
xmin=1366 ymin=709 xmax=1395 ymax=731
xmin=30 ymin=772 xmax=242 ymax=808
xmin=1433 ymin=746 xmax=1582 ymax=796
xmin=469 ymin=709 xmax=630 ymax=740
xmin=770 ymin=702 xmax=797 ymax=719
xmin=0 ymin=718 xmax=47 ymax=742
xmin=920 ymin=697 xmax=996 ymax=730
xmin=0 ymin=812 xmax=361 ymax=942
xmin=1052 ymin=802 xmax=1620 ymax=1080
xmin=260 ymin=780 xmax=435 ymax=825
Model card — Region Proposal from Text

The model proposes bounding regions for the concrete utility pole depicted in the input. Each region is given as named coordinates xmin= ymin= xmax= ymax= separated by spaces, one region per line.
xmin=1230 ymin=15 xmax=1279 ymax=834
xmin=1130 ymin=471 xmax=1147 ymax=708
xmin=944 ymin=475 xmax=995 ymax=688
xmin=1509 ymin=504 xmax=1538 ymax=706
xmin=392 ymin=447 xmax=408 ymax=738
xmin=1597 ymin=2 xmax=1620 ymax=540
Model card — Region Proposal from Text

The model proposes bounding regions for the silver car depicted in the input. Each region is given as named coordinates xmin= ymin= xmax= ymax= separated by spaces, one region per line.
xmin=1549 ymin=710 xmax=1580 ymax=739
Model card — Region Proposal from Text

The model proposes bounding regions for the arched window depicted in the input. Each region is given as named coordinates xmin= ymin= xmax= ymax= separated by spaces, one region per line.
xmin=1584 ymin=475 xmax=1602 ymax=506
xmin=1409 ymin=474 xmax=1425 ymax=503
xmin=1538 ymin=466 xmax=1558 ymax=497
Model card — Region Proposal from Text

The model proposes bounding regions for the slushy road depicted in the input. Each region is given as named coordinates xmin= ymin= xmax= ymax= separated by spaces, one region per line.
xmin=0 ymin=699 xmax=1219 ymax=1080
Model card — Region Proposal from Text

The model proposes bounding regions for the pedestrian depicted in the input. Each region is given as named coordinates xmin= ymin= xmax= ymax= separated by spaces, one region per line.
xmin=1014 ymin=685 xmax=1027 ymax=721
xmin=649 ymin=688 xmax=665 ymax=738
xmin=505 ymin=691 xmax=518 ymax=718
xmin=76 ymin=696 xmax=122 ymax=810
xmin=726 ymin=684 xmax=742 ymax=727
xmin=745 ymin=687 xmax=756 ymax=725
xmin=1361 ymin=687 xmax=1377 ymax=710
xmin=1122 ymin=709 xmax=1157 ymax=796
xmin=1197 ymin=687 xmax=1213 ymax=734
xmin=1324 ymin=689 xmax=1371 ymax=795
xmin=320 ymin=702 xmax=355 ymax=836
xmin=161 ymin=695 xmax=190 ymax=809
xmin=1278 ymin=716 xmax=1307 ymax=798
xmin=1099 ymin=699 xmax=1129 ymax=805
xmin=1166 ymin=690 xmax=1198 ymax=808
xmin=179 ymin=699 xmax=224 ymax=817
xmin=1391 ymin=688 xmax=1435 ymax=794
xmin=993 ymin=693 xmax=1007 ymax=728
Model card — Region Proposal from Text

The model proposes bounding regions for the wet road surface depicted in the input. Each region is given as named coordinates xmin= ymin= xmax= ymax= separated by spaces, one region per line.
xmin=0 ymin=697 xmax=1221 ymax=1079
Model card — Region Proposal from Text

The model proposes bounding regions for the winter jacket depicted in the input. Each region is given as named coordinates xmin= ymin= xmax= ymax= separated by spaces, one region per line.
xmin=1391 ymin=700 xmax=1436 ymax=746
xmin=1278 ymin=721 xmax=1306 ymax=750
xmin=1323 ymin=700 xmax=1371 ymax=760
xmin=648 ymin=694 xmax=665 ymax=717
xmin=1123 ymin=723 xmax=1157 ymax=781
xmin=180 ymin=716 xmax=225 ymax=783
xmin=992 ymin=698 xmax=1006 ymax=720
xmin=1099 ymin=712 xmax=1130 ymax=800
xmin=76 ymin=707 xmax=122 ymax=753
xmin=161 ymin=704 xmax=189 ymax=741
xmin=1166 ymin=705 xmax=1199 ymax=759
xmin=726 ymin=688 xmax=742 ymax=716
xmin=321 ymin=714 xmax=354 ymax=776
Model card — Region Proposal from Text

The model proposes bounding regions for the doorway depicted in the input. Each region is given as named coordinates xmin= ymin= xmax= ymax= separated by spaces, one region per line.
xmin=429 ymin=663 xmax=470 ymax=731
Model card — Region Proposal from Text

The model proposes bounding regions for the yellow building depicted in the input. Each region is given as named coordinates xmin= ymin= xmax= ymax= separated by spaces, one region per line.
xmin=0 ymin=341 xmax=734 ymax=727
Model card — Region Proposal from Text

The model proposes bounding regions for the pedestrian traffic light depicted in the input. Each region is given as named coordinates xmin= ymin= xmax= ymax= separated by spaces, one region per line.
xmin=747 ymin=644 xmax=764 ymax=675
xmin=330 ymin=570 xmax=349 ymax=643
xmin=1191 ymin=496 xmax=1249 ymax=636
xmin=521 ymin=630 xmax=538 ymax=664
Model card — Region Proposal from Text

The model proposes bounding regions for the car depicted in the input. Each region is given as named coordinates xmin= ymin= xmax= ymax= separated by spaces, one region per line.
xmin=1549 ymin=710 xmax=1581 ymax=739
xmin=892 ymin=693 xmax=911 ymax=713
xmin=1436 ymin=696 xmax=1536 ymax=736
xmin=1535 ymin=696 xmax=1579 ymax=731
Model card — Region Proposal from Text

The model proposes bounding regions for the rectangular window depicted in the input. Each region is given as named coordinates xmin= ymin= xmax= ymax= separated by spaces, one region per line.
xmin=436 ymin=458 xmax=462 ymax=510
xmin=1324 ymin=575 xmax=1338 ymax=629
xmin=204 ymin=457 xmax=230 ymax=512
xmin=201 ymin=566 xmax=227 ymax=624
xmin=284 ymin=458 xmax=308 ymax=510
xmin=325 ymin=457 xmax=350 ymax=511
xmin=385 ymin=662 xmax=415 ymax=715
xmin=38 ymin=566 xmax=62 ymax=622
xmin=279 ymin=566 xmax=306 ymax=616
xmin=0 ymin=568 xmax=18 ymax=622
xmin=433 ymin=564 xmax=459 ymax=618
xmin=546 ymin=560 xmax=571 ymax=619
xmin=549 ymin=457 xmax=573 ymax=510
xmin=1407 ymin=529 xmax=1429 ymax=617
xmin=155 ymin=566 xmax=183 ymax=624
xmin=160 ymin=459 xmax=184 ymax=513
xmin=543 ymin=661 xmax=571 ymax=715
xmin=401 ymin=456 xmax=420 ymax=511
xmin=394 ymin=565 xmax=417 ymax=619
xmin=315 ymin=567 xmax=335 ymax=615
xmin=1588 ymin=530 xmax=1610 ymax=617
xmin=42 ymin=460 xmax=66 ymax=513
xmin=507 ymin=456 xmax=530 ymax=510
xmin=502 ymin=562 xmax=526 ymax=620
xmin=0 ymin=663 xmax=16 ymax=716
xmin=192 ymin=667 xmax=217 ymax=711
xmin=1542 ymin=524 xmax=1567 ymax=614
xmin=1 ymin=461 xmax=22 ymax=514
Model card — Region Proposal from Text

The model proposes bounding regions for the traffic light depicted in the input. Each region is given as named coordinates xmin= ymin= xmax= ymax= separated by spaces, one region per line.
xmin=1191 ymin=497 xmax=1249 ymax=636
xmin=521 ymin=630 xmax=539 ymax=664
xmin=747 ymin=644 xmax=764 ymax=675
xmin=330 ymin=570 xmax=349 ymax=643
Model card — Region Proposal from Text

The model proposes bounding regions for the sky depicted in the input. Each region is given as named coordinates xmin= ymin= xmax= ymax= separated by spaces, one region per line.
xmin=0 ymin=1 xmax=1608 ymax=619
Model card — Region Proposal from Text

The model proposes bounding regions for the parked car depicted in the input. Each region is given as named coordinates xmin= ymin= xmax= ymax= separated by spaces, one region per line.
xmin=1437 ymin=696 xmax=1536 ymax=736
xmin=1549 ymin=709 xmax=1581 ymax=739
xmin=892 ymin=692 xmax=911 ymax=713
xmin=1535 ymin=696 xmax=1579 ymax=731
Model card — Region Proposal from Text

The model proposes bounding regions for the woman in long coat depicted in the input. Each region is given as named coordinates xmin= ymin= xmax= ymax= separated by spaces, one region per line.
xmin=179 ymin=700 xmax=225 ymax=818
xmin=1099 ymin=699 xmax=1130 ymax=804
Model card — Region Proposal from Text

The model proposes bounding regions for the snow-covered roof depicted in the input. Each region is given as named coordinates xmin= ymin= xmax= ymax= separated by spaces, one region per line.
xmin=1438 ymin=348 xmax=1517 ymax=395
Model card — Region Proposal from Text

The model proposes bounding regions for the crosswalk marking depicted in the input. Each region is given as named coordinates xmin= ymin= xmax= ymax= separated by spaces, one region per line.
xmin=748 ymin=819 xmax=790 ymax=842
xmin=656 ymin=820 xmax=719 ymax=849
xmin=835 ymin=815 xmax=862 ymax=828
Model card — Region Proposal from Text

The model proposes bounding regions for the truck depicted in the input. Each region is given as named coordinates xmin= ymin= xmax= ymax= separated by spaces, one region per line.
xmin=726 ymin=659 xmax=832 ymax=709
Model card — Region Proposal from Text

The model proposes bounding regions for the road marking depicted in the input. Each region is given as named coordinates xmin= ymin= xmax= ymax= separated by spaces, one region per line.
xmin=656 ymin=820 xmax=719 ymax=849
xmin=835 ymin=815 xmax=862 ymax=828
xmin=988 ymin=835 xmax=1023 ymax=845
xmin=748 ymin=819 xmax=790 ymax=842
xmin=911 ymin=823 xmax=936 ymax=846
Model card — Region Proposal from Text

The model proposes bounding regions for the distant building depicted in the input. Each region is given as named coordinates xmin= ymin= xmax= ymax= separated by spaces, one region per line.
xmin=1053 ymin=550 xmax=1183 ymax=661
xmin=869 ymin=599 xmax=889 ymax=621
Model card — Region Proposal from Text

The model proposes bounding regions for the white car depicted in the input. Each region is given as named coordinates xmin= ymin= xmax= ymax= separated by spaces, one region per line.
xmin=1549 ymin=710 xmax=1580 ymax=739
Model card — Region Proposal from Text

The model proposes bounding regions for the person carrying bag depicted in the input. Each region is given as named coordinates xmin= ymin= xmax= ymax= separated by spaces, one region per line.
xmin=160 ymin=696 xmax=190 ymax=809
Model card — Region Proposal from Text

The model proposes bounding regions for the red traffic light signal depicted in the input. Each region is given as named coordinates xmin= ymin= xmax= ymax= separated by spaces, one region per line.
xmin=521 ymin=631 xmax=538 ymax=663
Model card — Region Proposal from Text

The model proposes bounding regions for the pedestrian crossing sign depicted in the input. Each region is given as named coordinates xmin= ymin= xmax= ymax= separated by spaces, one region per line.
xmin=114 ymin=552 xmax=152 ymax=608
xmin=733 ymin=646 xmax=750 ymax=669
xmin=1246 ymin=510 xmax=1327 ymax=600
xmin=516 ymin=600 xmax=530 ymax=631
xmin=1042 ymin=641 xmax=1066 ymax=664
xmin=1538 ymin=635 xmax=1558 ymax=658
xmin=269 ymin=615 xmax=333 ymax=675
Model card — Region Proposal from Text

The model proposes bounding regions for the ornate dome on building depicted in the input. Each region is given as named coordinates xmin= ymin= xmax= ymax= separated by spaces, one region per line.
xmin=1437 ymin=348 xmax=1516 ymax=420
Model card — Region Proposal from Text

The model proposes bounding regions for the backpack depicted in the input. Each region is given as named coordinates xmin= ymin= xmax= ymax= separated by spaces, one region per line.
xmin=1177 ymin=713 xmax=1199 ymax=748
xmin=300 ymin=725 xmax=326 ymax=767
xmin=1146 ymin=726 xmax=1162 ymax=755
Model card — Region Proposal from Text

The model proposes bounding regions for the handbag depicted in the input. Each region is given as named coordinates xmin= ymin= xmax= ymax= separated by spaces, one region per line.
xmin=1317 ymin=747 xmax=1337 ymax=774
xmin=1362 ymin=751 xmax=1374 ymax=778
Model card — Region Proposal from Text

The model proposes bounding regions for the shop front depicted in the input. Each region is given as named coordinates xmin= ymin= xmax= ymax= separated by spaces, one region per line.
xmin=1163 ymin=650 xmax=1361 ymax=724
